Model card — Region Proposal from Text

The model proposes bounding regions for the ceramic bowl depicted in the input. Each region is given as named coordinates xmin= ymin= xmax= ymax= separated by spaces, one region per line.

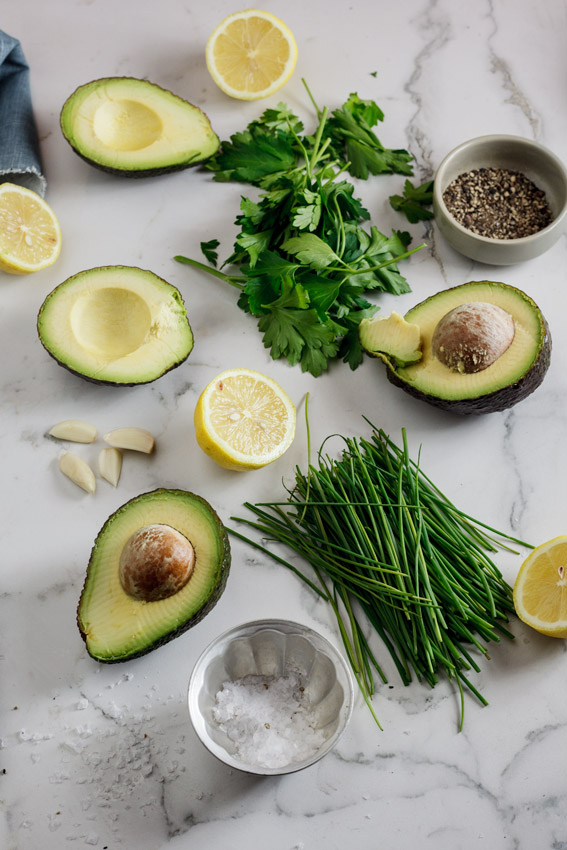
xmin=433 ymin=134 xmax=567 ymax=265
xmin=188 ymin=619 xmax=354 ymax=776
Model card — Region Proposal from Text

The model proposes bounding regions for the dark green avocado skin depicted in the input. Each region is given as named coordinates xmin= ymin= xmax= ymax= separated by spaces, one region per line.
xmin=386 ymin=318 xmax=552 ymax=415
xmin=37 ymin=343 xmax=191 ymax=388
xmin=77 ymin=489 xmax=231 ymax=663
xmin=66 ymin=147 xmax=205 ymax=178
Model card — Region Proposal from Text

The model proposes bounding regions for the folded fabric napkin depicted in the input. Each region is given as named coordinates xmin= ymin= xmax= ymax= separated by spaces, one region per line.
xmin=0 ymin=30 xmax=45 ymax=196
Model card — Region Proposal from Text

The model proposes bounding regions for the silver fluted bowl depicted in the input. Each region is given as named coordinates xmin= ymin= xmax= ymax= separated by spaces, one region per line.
xmin=188 ymin=619 xmax=354 ymax=775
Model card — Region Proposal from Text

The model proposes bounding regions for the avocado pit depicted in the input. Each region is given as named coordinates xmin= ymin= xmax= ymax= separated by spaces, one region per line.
xmin=431 ymin=301 xmax=515 ymax=374
xmin=119 ymin=523 xmax=195 ymax=602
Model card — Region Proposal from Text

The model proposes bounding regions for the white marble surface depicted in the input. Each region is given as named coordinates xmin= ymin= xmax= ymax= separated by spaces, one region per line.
xmin=2 ymin=1 xmax=567 ymax=848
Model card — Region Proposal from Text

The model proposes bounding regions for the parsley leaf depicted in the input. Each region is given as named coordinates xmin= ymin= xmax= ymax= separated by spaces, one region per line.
xmin=282 ymin=234 xmax=339 ymax=269
xmin=389 ymin=179 xmax=435 ymax=223
xmin=322 ymin=92 xmax=414 ymax=179
xmin=208 ymin=127 xmax=297 ymax=184
xmin=176 ymin=83 xmax=425 ymax=377
xmin=200 ymin=239 xmax=219 ymax=266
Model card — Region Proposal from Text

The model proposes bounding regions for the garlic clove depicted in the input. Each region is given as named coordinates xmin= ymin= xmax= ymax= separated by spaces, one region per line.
xmin=98 ymin=447 xmax=122 ymax=487
xmin=59 ymin=452 xmax=96 ymax=494
xmin=103 ymin=427 xmax=155 ymax=454
xmin=49 ymin=419 xmax=97 ymax=443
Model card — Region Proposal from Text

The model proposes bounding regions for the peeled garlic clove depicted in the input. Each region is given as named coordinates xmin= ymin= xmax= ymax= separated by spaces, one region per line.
xmin=98 ymin=447 xmax=122 ymax=487
xmin=59 ymin=452 xmax=96 ymax=494
xmin=103 ymin=428 xmax=155 ymax=454
xmin=49 ymin=419 xmax=97 ymax=443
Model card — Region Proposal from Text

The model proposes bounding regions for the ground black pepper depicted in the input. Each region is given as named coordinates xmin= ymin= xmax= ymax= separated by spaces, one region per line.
xmin=442 ymin=167 xmax=553 ymax=239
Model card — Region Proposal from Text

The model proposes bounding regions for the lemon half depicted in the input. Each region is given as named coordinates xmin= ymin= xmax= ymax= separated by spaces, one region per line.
xmin=513 ymin=535 xmax=567 ymax=637
xmin=194 ymin=368 xmax=296 ymax=470
xmin=206 ymin=9 xmax=298 ymax=100
xmin=0 ymin=183 xmax=61 ymax=274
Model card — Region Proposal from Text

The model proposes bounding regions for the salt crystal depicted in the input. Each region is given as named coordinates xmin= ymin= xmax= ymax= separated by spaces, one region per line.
xmin=62 ymin=740 xmax=85 ymax=754
xmin=49 ymin=771 xmax=70 ymax=784
xmin=85 ymin=833 xmax=99 ymax=845
xmin=75 ymin=699 xmax=89 ymax=711
xmin=212 ymin=672 xmax=326 ymax=770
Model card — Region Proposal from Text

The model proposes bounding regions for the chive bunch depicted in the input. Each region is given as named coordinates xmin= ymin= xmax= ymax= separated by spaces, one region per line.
xmin=230 ymin=422 xmax=527 ymax=728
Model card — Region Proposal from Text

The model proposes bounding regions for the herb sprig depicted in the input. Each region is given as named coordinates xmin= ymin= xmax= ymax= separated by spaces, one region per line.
xmin=230 ymin=418 xmax=528 ymax=728
xmin=175 ymin=82 xmax=424 ymax=377
xmin=389 ymin=178 xmax=435 ymax=223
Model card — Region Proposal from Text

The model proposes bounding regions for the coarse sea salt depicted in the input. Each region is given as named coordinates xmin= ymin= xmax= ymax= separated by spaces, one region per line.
xmin=212 ymin=672 xmax=326 ymax=769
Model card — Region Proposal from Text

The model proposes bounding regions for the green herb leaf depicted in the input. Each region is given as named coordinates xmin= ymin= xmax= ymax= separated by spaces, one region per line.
xmin=325 ymin=92 xmax=414 ymax=179
xmin=177 ymin=83 xmax=424 ymax=377
xmin=208 ymin=127 xmax=296 ymax=184
xmin=389 ymin=179 xmax=435 ymax=223
xmin=200 ymin=238 xmax=220 ymax=267
xmin=282 ymin=234 xmax=340 ymax=269
xmin=258 ymin=306 xmax=339 ymax=374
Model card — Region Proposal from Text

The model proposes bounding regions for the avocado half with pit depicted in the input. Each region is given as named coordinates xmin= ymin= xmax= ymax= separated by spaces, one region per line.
xmin=77 ymin=489 xmax=231 ymax=663
xmin=37 ymin=265 xmax=194 ymax=386
xmin=360 ymin=281 xmax=551 ymax=415
xmin=60 ymin=77 xmax=219 ymax=176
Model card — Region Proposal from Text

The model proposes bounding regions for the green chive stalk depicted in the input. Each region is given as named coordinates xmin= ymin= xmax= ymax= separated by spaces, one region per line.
xmin=230 ymin=420 xmax=530 ymax=730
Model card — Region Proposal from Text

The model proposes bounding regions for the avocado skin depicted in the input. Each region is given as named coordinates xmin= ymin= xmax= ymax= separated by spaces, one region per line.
xmin=77 ymin=489 xmax=231 ymax=663
xmin=66 ymin=147 xmax=204 ymax=178
xmin=60 ymin=77 xmax=220 ymax=177
xmin=385 ymin=317 xmax=551 ymax=415
xmin=38 ymin=345 xmax=190 ymax=388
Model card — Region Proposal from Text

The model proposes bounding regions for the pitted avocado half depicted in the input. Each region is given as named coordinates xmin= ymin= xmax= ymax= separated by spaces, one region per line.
xmin=360 ymin=281 xmax=551 ymax=415
xmin=77 ymin=489 xmax=231 ymax=663
xmin=37 ymin=265 xmax=194 ymax=386
xmin=60 ymin=77 xmax=219 ymax=176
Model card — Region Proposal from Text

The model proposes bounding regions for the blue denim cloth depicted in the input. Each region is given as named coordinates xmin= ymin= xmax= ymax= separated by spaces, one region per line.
xmin=0 ymin=30 xmax=45 ymax=196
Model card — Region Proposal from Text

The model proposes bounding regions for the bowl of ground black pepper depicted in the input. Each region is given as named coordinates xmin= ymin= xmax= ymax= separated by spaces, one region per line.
xmin=433 ymin=135 xmax=567 ymax=264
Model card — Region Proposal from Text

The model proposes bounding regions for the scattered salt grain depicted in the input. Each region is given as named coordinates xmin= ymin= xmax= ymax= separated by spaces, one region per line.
xmin=212 ymin=672 xmax=326 ymax=769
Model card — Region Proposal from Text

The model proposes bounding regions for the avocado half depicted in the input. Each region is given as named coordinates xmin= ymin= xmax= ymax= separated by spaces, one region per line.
xmin=60 ymin=77 xmax=219 ymax=176
xmin=360 ymin=281 xmax=551 ymax=415
xmin=38 ymin=265 xmax=194 ymax=386
xmin=77 ymin=489 xmax=231 ymax=663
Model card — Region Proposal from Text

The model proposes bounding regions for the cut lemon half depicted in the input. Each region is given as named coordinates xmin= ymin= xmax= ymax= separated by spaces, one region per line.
xmin=194 ymin=368 xmax=296 ymax=470
xmin=0 ymin=183 xmax=62 ymax=274
xmin=513 ymin=535 xmax=567 ymax=637
xmin=206 ymin=9 xmax=298 ymax=100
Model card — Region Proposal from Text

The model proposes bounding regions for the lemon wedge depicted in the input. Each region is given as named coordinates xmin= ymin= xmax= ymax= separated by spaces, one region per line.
xmin=513 ymin=535 xmax=567 ymax=637
xmin=0 ymin=183 xmax=62 ymax=274
xmin=205 ymin=9 xmax=298 ymax=100
xmin=194 ymin=368 xmax=296 ymax=470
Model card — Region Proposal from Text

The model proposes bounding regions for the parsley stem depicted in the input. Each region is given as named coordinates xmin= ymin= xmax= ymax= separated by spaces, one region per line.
xmin=331 ymin=242 xmax=426 ymax=277
xmin=306 ymin=106 xmax=329 ymax=180
xmin=301 ymin=77 xmax=322 ymax=121
xmin=173 ymin=255 xmax=245 ymax=289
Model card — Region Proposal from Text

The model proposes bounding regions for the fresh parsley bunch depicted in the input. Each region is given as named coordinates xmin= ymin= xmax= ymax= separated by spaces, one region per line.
xmin=176 ymin=83 xmax=424 ymax=377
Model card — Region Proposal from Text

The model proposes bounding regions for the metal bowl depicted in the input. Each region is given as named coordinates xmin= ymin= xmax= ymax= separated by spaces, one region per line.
xmin=433 ymin=134 xmax=567 ymax=265
xmin=188 ymin=619 xmax=354 ymax=775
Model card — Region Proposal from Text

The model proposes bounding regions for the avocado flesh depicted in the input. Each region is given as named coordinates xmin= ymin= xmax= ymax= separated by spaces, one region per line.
xmin=367 ymin=281 xmax=551 ymax=414
xmin=37 ymin=266 xmax=194 ymax=385
xmin=60 ymin=77 xmax=219 ymax=176
xmin=359 ymin=312 xmax=422 ymax=368
xmin=77 ymin=489 xmax=231 ymax=663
